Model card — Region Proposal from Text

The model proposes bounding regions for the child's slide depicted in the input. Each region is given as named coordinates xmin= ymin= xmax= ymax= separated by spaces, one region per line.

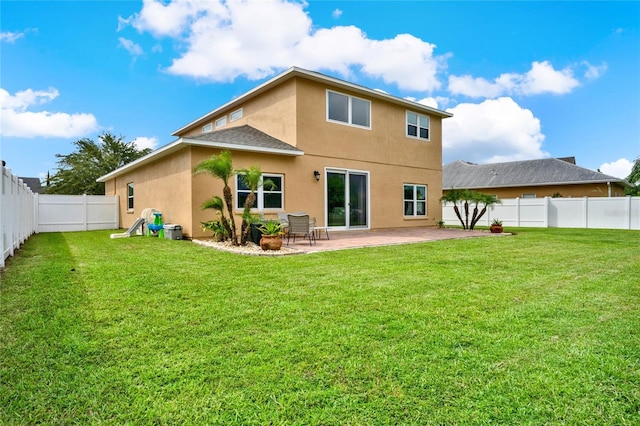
xmin=110 ymin=217 xmax=145 ymax=239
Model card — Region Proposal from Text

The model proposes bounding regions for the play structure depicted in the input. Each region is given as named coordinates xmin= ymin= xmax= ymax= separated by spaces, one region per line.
xmin=110 ymin=217 xmax=145 ymax=239
xmin=146 ymin=212 xmax=164 ymax=238
xmin=109 ymin=208 xmax=163 ymax=239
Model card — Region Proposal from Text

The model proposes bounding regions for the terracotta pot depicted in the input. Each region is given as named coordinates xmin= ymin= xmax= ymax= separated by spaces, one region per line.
xmin=260 ymin=234 xmax=282 ymax=250
xmin=490 ymin=224 xmax=503 ymax=234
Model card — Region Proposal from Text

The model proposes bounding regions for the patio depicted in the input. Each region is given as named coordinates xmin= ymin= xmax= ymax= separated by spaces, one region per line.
xmin=194 ymin=227 xmax=508 ymax=255
xmin=287 ymin=227 xmax=507 ymax=253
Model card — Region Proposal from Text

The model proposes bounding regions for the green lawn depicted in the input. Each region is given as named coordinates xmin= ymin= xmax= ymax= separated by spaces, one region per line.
xmin=1 ymin=228 xmax=639 ymax=424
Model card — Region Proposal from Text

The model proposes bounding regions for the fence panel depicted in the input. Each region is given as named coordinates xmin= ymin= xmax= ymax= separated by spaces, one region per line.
xmin=443 ymin=196 xmax=639 ymax=230
xmin=37 ymin=194 xmax=119 ymax=233
xmin=1 ymin=166 xmax=36 ymax=267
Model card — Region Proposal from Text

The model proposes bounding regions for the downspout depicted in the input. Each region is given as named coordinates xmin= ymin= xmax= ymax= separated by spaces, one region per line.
xmin=607 ymin=181 xmax=611 ymax=197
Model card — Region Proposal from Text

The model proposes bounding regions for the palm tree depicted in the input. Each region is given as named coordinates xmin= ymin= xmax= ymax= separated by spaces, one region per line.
xmin=194 ymin=150 xmax=238 ymax=245
xmin=237 ymin=166 xmax=262 ymax=245
xmin=201 ymin=195 xmax=232 ymax=240
xmin=440 ymin=189 xmax=466 ymax=229
xmin=237 ymin=166 xmax=277 ymax=245
xmin=470 ymin=192 xmax=501 ymax=230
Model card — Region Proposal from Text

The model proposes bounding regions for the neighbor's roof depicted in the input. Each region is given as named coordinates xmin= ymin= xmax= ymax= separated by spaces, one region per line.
xmin=97 ymin=125 xmax=302 ymax=182
xmin=172 ymin=66 xmax=452 ymax=136
xmin=19 ymin=177 xmax=44 ymax=193
xmin=443 ymin=158 xmax=633 ymax=189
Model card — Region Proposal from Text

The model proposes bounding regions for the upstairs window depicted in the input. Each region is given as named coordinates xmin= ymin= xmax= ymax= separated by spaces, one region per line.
xmin=404 ymin=184 xmax=427 ymax=217
xmin=407 ymin=111 xmax=430 ymax=140
xmin=230 ymin=108 xmax=243 ymax=122
xmin=215 ymin=116 xmax=227 ymax=129
xmin=236 ymin=174 xmax=284 ymax=210
xmin=202 ymin=123 xmax=213 ymax=133
xmin=327 ymin=90 xmax=371 ymax=128
xmin=127 ymin=183 xmax=134 ymax=210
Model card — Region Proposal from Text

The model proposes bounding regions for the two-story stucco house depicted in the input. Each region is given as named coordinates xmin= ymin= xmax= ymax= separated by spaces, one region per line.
xmin=98 ymin=67 xmax=452 ymax=239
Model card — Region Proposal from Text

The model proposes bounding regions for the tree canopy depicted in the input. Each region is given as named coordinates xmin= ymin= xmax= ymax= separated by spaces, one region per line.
xmin=46 ymin=133 xmax=152 ymax=195
xmin=626 ymin=156 xmax=640 ymax=195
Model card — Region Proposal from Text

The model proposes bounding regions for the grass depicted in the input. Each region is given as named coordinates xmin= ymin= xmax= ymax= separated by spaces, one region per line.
xmin=1 ymin=228 xmax=639 ymax=425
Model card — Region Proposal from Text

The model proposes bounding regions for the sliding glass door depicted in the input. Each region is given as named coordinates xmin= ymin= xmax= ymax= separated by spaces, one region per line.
xmin=326 ymin=170 xmax=368 ymax=229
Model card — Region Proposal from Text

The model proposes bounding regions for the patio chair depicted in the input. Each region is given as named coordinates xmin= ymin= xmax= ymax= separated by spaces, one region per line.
xmin=287 ymin=213 xmax=316 ymax=245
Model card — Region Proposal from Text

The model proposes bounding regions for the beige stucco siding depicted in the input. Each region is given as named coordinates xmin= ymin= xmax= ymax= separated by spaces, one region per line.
xmin=108 ymin=148 xmax=194 ymax=236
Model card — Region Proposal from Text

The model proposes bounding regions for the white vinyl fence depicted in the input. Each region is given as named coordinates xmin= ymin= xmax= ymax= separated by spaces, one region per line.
xmin=443 ymin=196 xmax=640 ymax=230
xmin=36 ymin=194 xmax=119 ymax=233
xmin=1 ymin=166 xmax=36 ymax=267
xmin=1 ymin=165 xmax=119 ymax=267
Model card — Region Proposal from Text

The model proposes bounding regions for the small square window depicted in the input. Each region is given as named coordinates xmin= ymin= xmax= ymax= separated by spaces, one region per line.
xmin=215 ymin=116 xmax=227 ymax=128
xmin=403 ymin=184 xmax=427 ymax=217
xmin=202 ymin=123 xmax=213 ymax=133
xmin=406 ymin=111 xmax=430 ymax=141
xmin=230 ymin=109 xmax=243 ymax=122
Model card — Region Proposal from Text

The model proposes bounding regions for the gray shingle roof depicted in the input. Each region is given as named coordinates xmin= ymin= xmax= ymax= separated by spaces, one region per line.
xmin=184 ymin=125 xmax=303 ymax=155
xmin=19 ymin=177 xmax=43 ymax=193
xmin=443 ymin=158 xmax=631 ymax=189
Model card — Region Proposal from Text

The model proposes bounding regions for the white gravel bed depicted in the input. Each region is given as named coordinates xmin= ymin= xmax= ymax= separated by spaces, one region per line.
xmin=192 ymin=239 xmax=304 ymax=256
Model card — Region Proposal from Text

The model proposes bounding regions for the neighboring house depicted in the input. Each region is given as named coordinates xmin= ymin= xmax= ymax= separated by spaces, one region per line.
xmin=98 ymin=67 xmax=453 ymax=238
xmin=443 ymin=157 xmax=632 ymax=199
xmin=19 ymin=177 xmax=43 ymax=193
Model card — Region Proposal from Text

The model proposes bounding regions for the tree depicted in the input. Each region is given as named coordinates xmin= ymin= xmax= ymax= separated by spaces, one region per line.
xmin=46 ymin=133 xmax=151 ymax=195
xmin=441 ymin=189 xmax=501 ymax=230
xmin=625 ymin=156 xmax=640 ymax=196
xmin=193 ymin=150 xmax=239 ymax=245
xmin=201 ymin=195 xmax=232 ymax=241
xmin=440 ymin=189 xmax=466 ymax=229
xmin=469 ymin=192 xmax=501 ymax=229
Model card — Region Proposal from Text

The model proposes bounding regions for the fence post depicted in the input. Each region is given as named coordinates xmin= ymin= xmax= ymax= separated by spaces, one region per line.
xmin=83 ymin=194 xmax=88 ymax=231
xmin=516 ymin=197 xmax=521 ymax=227
xmin=1 ymin=165 xmax=4 ymax=268
xmin=626 ymin=196 xmax=632 ymax=230
xmin=544 ymin=196 xmax=550 ymax=228
xmin=583 ymin=197 xmax=589 ymax=228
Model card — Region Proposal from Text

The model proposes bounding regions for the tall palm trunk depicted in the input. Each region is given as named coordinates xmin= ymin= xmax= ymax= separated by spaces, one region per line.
xmin=453 ymin=205 xmax=465 ymax=229
xmin=223 ymin=185 xmax=238 ymax=245
xmin=470 ymin=206 xmax=486 ymax=229
xmin=240 ymin=192 xmax=257 ymax=245
xmin=464 ymin=200 xmax=470 ymax=230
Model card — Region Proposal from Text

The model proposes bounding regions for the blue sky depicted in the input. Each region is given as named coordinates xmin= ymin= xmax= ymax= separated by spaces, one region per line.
xmin=1 ymin=1 xmax=639 ymax=183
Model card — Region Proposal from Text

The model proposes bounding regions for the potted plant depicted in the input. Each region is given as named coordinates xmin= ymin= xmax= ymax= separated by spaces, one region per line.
xmin=258 ymin=220 xmax=283 ymax=250
xmin=436 ymin=220 xmax=445 ymax=229
xmin=490 ymin=218 xmax=503 ymax=233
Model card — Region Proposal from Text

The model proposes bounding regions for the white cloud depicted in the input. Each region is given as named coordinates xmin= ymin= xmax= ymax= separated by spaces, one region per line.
xmin=583 ymin=61 xmax=607 ymax=80
xmin=132 ymin=136 xmax=159 ymax=150
xmin=118 ymin=37 xmax=144 ymax=56
xmin=599 ymin=158 xmax=633 ymax=180
xmin=121 ymin=0 xmax=446 ymax=91
xmin=0 ymin=88 xmax=98 ymax=138
xmin=443 ymin=97 xmax=549 ymax=164
xmin=332 ymin=9 xmax=343 ymax=19
xmin=0 ymin=31 xmax=25 ymax=43
xmin=449 ymin=61 xmax=581 ymax=98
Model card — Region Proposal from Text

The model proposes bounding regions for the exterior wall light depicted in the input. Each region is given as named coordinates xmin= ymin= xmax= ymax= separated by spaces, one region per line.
xmin=313 ymin=170 xmax=320 ymax=182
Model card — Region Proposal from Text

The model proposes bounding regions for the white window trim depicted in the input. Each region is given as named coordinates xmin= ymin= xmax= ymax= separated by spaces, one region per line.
xmin=127 ymin=182 xmax=134 ymax=211
xmin=230 ymin=108 xmax=243 ymax=122
xmin=326 ymin=90 xmax=372 ymax=130
xmin=235 ymin=173 xmax=284 ymax=211
xmin=202 ymin=123 xmax=213 ymax=133
xmin=403 ymin=183 xmax=427 ymax=217
xmin=215 ymin=116 xmax=227 ymax=129
xmin=406 ymin=111 xmax=430 ymax=141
